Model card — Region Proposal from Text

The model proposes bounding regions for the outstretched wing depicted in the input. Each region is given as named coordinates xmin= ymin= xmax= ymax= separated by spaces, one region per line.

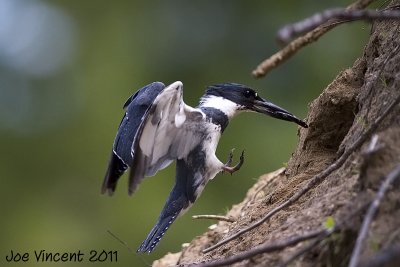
xmin=128 ymin=81 xmax=205 ymax=195
xmin=101 ymin=82 xmax=165 ymax=195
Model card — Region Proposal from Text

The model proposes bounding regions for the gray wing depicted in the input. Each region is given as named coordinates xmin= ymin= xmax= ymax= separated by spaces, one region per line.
xmin=101 ymin=82 xmax=165 ymax=195
xmin=128 ymin=81 xmax=205 ymax=195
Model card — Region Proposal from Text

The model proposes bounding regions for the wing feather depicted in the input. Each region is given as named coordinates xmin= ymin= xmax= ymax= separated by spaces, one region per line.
xmin=101 ymin=82 xmax=165 ymax=195
xmin=128 ymin=81 xmax=205 ymax=195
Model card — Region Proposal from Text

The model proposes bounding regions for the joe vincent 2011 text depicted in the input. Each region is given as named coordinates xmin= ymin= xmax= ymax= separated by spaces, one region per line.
xmin=5 ymin=249 xmax=118 ymax=263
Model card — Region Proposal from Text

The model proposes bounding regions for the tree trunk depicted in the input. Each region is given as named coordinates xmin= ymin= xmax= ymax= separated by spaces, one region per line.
xmin=155 ymin=5 xmax=400 ymax=267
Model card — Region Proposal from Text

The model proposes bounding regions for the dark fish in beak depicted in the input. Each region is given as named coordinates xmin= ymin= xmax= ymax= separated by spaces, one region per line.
xmin=252 ymin=98 xmax=308 ymax=128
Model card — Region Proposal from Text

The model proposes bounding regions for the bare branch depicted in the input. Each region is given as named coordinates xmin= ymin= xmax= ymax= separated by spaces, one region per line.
xmin=276 ymin=202 xmax=371 ymax=267
xmin=188 ymin=203 xmax=370 ymax=267
xmin=192 ymin=215 xmax=235 ymax=223
xmin=252 ymin=0 xmax=376 ymax=78
xmin=277 ymin=9 xmax=400 ymax=44
xmin=188 ymin=229 xmax=326 ymax=267
xmin=348 ymin=165 xmax=400 ymax=267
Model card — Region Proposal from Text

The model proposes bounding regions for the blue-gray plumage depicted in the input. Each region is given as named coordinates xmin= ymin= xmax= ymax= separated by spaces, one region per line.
xmin=102 ymin=82 xmax=165 ymax=195
xmin=102 ymin=81 xmax=308 ymax=253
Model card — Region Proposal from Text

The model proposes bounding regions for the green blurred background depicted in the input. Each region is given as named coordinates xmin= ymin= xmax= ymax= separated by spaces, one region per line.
xmin=1 ymin=0 xmax=371 ymax=266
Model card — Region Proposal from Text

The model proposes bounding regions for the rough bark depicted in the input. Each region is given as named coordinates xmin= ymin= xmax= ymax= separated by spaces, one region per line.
xmin=155 ymin=7 xmax=400 ymax=267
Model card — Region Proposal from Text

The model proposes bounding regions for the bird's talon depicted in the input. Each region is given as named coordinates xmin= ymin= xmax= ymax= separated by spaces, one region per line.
xmin=222 ymin=149 xmax=245 ymax=174
xmin=240 ymin=150 xmax=245 ymax=161
xmin=225 ymin=148 xmax=235 ymax=167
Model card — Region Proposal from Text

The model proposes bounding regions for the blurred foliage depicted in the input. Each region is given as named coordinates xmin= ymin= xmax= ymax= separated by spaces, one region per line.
xmin=0 ymin=0 xmax=371 ymax=266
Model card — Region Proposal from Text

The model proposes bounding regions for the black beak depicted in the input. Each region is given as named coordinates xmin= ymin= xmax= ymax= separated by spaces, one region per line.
xmin=252 ymin=98 xmax=308 ymax=128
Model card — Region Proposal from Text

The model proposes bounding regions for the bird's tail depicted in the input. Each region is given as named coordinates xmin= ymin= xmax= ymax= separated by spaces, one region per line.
xmin=137 ymin=211 xmax=179 ymax=253
xmin=137 ymin=185 xmax=189 ymax=253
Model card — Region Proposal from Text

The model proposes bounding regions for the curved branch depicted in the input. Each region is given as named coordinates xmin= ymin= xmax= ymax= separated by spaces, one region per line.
xmin=277 ymin=9 xmax=400 ymax=44
xmin=188 ymin=230 xmax=325 ymax=267
xmin=252 ymin=0 xmax=375 ymax=78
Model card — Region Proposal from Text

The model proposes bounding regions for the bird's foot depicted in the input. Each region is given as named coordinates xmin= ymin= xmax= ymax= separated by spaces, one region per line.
xmin=222 ymin=150 xmax=245 ymax=175
xmin=225 ymin=148 xmax=235 ymax=167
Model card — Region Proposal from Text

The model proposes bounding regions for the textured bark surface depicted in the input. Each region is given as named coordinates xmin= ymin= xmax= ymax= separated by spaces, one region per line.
xmin=155 ymin=8 xmax=400 ymax=267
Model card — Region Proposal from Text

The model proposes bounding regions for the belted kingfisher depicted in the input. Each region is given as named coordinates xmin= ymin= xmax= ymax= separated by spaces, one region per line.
xmin=101 ymin=81 xmax=308 ymax=253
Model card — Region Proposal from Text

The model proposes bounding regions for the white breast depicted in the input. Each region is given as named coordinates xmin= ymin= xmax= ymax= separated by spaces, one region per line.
xmin=202 ymin=122 xmax=225 ymax=180
xmin=200 ymin=95 xmax=241 ymax=119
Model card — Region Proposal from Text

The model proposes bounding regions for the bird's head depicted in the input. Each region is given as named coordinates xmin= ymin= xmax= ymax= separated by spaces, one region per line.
xmin=201 ymin=83 xmax=308 ymax=128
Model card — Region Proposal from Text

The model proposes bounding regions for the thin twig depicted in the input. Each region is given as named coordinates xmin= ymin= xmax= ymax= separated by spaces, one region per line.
xmin=192 ymin=215 xmax=235 ymax=223
xmin=277 ymin=202 xmax=371 ymax=267
xmin=107 ymin=230 xmax=152 ymax=266
xmin=189 ymin=230 xmax=325 ymax=267
xmin=348 ymin=164 xmax=400 ymax=267
xmin=190 ymin=200 xmax=370 ymax=267
xmin=277 ymin=9 xmax=400 ymax=44
xmin=203 ymin=91 xmax=400 ymax=254
xmin=107 ymin=230 xmax=135 ymax=254
xmin=252 ymin=0 xmax=375 ymax=78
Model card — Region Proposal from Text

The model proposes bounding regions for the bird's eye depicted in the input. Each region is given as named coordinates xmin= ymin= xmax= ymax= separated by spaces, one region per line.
xmin=244 ymin=90 xmax=253 ymax=98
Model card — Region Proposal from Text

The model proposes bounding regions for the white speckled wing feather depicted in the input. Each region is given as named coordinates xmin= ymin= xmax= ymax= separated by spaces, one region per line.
xmin=128 ymin=81 xmax=204 ymax=195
